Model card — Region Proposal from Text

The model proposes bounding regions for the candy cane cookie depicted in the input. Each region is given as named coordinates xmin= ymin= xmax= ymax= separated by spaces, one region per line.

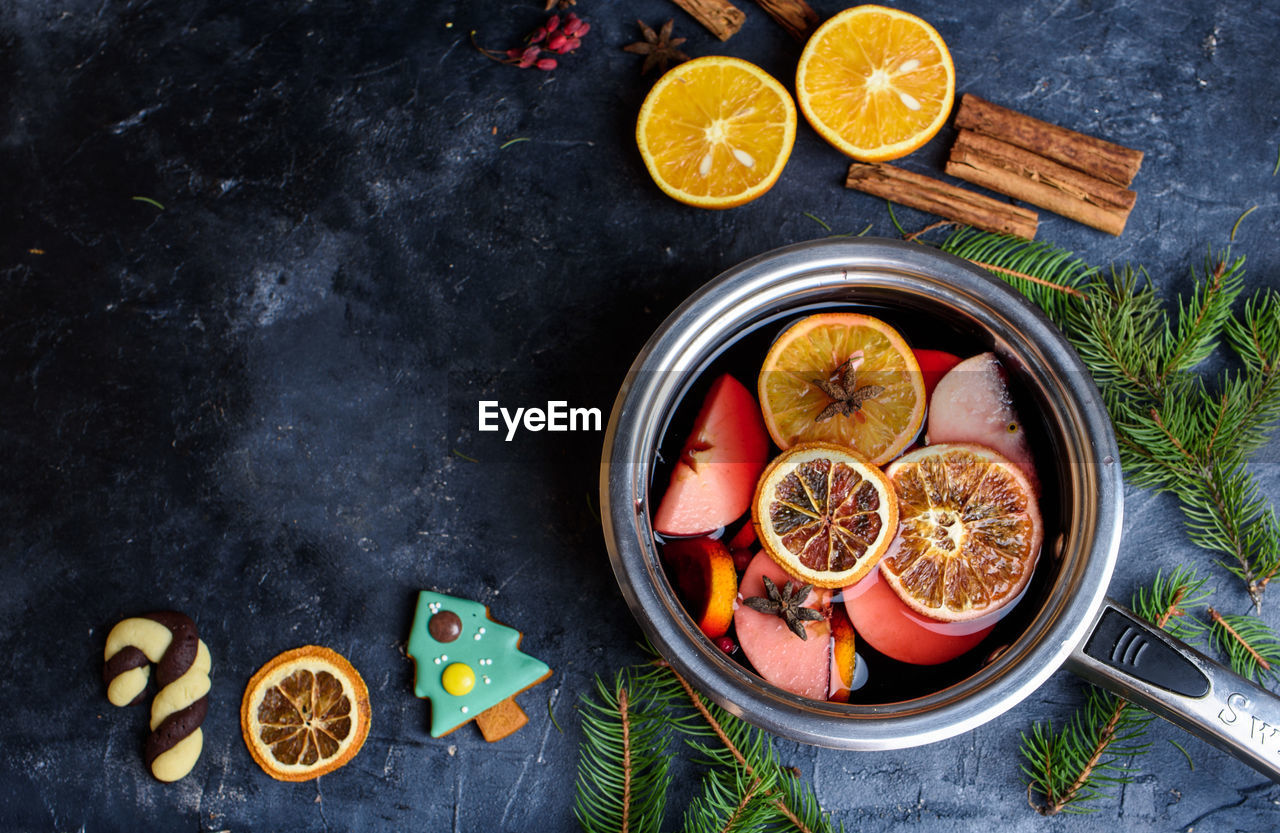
xmin=103 ymin=612 xmax=211 ymax=782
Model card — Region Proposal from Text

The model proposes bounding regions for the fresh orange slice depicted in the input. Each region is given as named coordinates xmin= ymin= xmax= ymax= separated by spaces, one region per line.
xmin=241 ymin=645 xmax=371 ymax=782
xmin=661 ymin=537 xmax=739 ymax=638
xmin=881 ymin=443 xmax=1043 ymax=622
xmin=796 ymin=5 xmax=955 ymax=161
xmin=752 ymin=442 xmax=898 ymax=588
xmin=636 ymin=55 xmax=797 ymax=209
xmin=758 ymin=312 xmax=925 ymax=464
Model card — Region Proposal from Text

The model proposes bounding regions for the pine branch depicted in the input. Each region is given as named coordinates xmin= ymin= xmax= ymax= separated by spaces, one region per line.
xmin=1158 ymin=252 xmax=1245 ymax=383
xmin=1021 ymin=569 xmax=1203 ymax=814
xmin=937 ymin=227 xmax=1095 ymax=324
xmin=1207 ymin=607 xmax=1280 ymax=684
xmin=662 ymin=661 xmax=829 ymax=833
xmin=938 ymin=229 xmax=1280 ymax=605
xmin=575 ymin=657 xmax=842 ymax=833
xmin=575 ymin=668 xmax=674 ymax=833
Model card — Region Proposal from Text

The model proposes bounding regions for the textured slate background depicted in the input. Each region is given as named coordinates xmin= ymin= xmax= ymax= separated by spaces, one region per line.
xmin=1 ymin=0 xmax=1278 ymax=831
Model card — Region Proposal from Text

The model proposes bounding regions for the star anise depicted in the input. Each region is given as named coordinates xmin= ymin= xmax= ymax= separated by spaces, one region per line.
xmin=813 ymin=356 xmax=884 ymax=423
xmin=742 ymin=576 xmax=823 ymax=640
xmin=623 ymin=19 xmax=689 ymax=75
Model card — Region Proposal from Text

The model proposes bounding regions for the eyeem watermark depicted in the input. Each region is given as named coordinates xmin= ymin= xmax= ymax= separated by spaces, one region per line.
xmin=478 ymin=400 xmax=603 ymax=441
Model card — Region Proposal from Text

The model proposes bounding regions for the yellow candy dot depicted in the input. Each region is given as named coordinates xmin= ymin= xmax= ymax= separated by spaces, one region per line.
xmin=442 ymin=662 xmax=475 ymax=696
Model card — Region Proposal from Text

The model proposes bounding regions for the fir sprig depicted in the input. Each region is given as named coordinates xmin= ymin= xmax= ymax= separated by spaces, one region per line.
xmin=1020 ymin=569 xmax=1207 ymax=814
xmin=940 ymin=226 xmax=1094 ymax=323
xmin=575 ymin=666 xmax=677 ymax=833
xmin=930 ymin=225 xmax=1280 ymax=814
xmin=1206 ymin=607 xmax=1280 ymax=684
xmin=939 ymin=231 xmax=1280 ymax=606
xmin=574 ymin=657 xmax=842 ymax=833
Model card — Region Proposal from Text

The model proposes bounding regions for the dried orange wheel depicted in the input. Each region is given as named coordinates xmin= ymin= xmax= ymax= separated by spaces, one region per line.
xmin=796 ymin=5 xmax=955 ymax=161
xmin=636 ymin=55 xmax=797 ymax=209
xmin=882 ymin=443 xmax=1043 ymax=622
xmin=241 ymin=645 xmax=371 ymax=782
xmin=758 ymin=312 xmax=925 ymax=464
xmin=752 ymin=442 xmax=898 ymax=589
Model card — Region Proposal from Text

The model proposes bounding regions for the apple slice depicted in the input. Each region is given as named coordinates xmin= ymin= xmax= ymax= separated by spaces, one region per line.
xmin=727 ymin=522 xmax=757 ymax=551
xmin=734 ymin=552 xmax=855 ymax=701
xmin=843 ymin=567 xmax=992 ymax=665
xmin=926 ymin=352 xmax=1038 ymax=490
xmin=653 ymin=374 xmax=770 ymax=536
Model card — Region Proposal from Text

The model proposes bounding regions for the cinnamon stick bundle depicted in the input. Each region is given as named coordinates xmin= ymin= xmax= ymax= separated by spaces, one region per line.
xmin=669 ymin=0 xmax=745 ymax=41
xmin=954 ymin=94 xmax=1143 ymax=186
xmin=946 ymin=129 xmax=1136 ymax=236
xmin=846 ymin=162 xmax=1039 ymax=239
xmin=753 ymin=0 xmax=819 ymax=41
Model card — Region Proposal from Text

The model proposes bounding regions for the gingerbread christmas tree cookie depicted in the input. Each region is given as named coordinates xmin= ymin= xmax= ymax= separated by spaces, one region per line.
xmin=407 ymin=590 xmax=552 ymax=741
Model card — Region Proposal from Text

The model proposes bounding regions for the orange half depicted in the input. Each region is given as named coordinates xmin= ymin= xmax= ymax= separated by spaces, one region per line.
xmin=796 ymin=5 xmax=955 ymax=161
xmin=637 ymin=56 xmax=797 ymax=209
xmin=758 ymin=312 xmax=925 ymax=464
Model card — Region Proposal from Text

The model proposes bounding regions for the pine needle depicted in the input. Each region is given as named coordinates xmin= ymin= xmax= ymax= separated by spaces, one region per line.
xmin=802 ymin=212 xmax=832 ymax=232
xmin=1230 ymin=205 xmax=1257 ymax=242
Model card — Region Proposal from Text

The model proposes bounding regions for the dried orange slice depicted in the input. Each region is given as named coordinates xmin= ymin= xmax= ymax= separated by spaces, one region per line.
xmin=796 ymin=5 xmax=955 ymax=161
xmin=758 ymin=312 xmax=925 ymax=464
xmin=881 ymin=443 xmax=1043 ymax=622
xmin=636 ymin=55 xmax=797 ymax=209
xmin=752 ymin=442 xmax=898 ymax=588
xmin=241 ymin=645 xmax=371 ymax=782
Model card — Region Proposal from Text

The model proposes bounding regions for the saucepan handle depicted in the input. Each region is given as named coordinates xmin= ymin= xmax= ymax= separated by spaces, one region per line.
xmin=1064 ymin=597 xmax=1280 ymax=782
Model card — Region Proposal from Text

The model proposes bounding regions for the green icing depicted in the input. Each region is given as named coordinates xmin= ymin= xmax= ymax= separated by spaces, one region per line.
xmin=406 ymin=590 xmax=552 ymax=738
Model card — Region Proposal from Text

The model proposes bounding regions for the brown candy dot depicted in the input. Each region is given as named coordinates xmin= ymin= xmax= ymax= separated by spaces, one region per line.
xmin=429 ymin=610 xmax=463 ymax=643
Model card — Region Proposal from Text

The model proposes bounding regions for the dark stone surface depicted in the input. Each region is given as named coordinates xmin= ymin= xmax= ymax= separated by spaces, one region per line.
xmin=1 ymin=1 xmax=1278 ymax=831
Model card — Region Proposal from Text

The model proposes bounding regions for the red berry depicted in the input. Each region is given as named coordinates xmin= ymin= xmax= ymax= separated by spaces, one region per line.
xmin=505 ymin=47 xmax=523 ymax=59
xmin=517 ymin=45 xmax=540 ymax=68
xmin=560 ymin=35 xmax=580 ymax=52
xmin=545 ymin=14 xmax=560 ymax=33
xmin=563 ymin=13 xmax=582 ymax=34
xmin=535 ymin=57 xmax=557 ymax=71
xmin=528 ymin=26 xmax=547 ymax=44
xmin=715 ymin=636 xmax=739 ymax=655
xmin=574 ymin=22 xmax=591 ymax=38
xmin=547 ymin=33 xmax=567 ymax=52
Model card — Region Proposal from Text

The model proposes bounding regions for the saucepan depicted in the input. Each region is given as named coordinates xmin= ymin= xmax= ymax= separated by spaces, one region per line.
xmin=600 ymin=238 xmax=1280 ymax=781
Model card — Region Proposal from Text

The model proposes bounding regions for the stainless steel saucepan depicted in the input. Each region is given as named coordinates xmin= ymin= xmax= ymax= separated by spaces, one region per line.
xmin=600 ymin=238 xmax=1280 ymax=781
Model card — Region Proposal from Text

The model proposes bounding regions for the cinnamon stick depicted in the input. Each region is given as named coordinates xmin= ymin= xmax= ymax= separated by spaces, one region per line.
xmin=669 ymin=0 xmax=745 ymax=41
xmin=846 ymin=162 xmax=1038 ymax=239
xmin=954 ymin=94 xmax=1143 ymax=186
xmin=946 ymin=129 xmax=1136 ymax=236
xmin=753 ymin=0 xmax=818 ymax=41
